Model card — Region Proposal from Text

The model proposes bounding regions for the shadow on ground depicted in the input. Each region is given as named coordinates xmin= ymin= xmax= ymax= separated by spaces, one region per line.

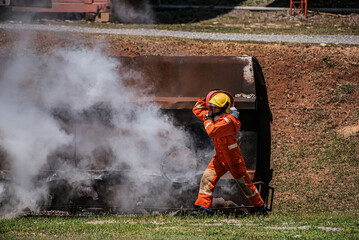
xmin=268 ymin=0 xmax=359 ymax=8
xmin=154 ymin=7 xmax=237 ymax=24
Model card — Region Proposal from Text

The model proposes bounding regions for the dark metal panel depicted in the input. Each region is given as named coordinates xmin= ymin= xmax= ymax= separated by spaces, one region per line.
xmin=116 ymin=56 xmax=257 ymax=110
xmin=10 ymin=0 xmax=52 ymax=7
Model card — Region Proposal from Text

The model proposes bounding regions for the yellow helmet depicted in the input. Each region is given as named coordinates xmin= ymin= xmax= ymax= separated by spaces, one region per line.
xmin=208 ymin=93 xmax=231 ymax=113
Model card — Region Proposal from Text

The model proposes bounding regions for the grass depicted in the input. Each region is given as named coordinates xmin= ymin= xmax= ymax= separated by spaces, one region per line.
xmin=154 ymin=0 xmax=359 ymax=8
xmin=328 ymin=82 xmax=357 ymax=103
xmin=0 ymin=211 xmax=358 ymax=239
xmin=317 ymin=135 xmax=359 ymax=167
xmin=76 ymin=12 xmax=358 ymax=36
xmin=321 ymin=56 xmax=335 ymax=68
xmin=272 ymin=105 xmax=359 ymax=213
xmin=36 ymin=6 xmax=356 ymax=36
xmin=299 ymin=108 xmax=337 ymax=132
xmin=338 ymin=83 xmax=356 ymax=95
xmin=154 ymin=15 xmax=358 ymax=35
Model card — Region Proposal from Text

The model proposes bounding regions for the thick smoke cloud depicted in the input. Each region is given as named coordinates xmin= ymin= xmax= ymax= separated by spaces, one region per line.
xmin=0 ymin=46 xmax=198 ymax=217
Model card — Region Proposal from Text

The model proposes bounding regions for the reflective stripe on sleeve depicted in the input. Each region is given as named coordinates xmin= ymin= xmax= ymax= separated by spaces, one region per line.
xmin=224 ymin=117 xmax=230 ymax=123
xmin=195 ymin=103 xmax=206 ymax=109
xmin=205 ymin=122 xmax=212 ymax=129
xmin=199 ymin=189 xmax=213 ymax=196
xmin=228 ymin=143 xmax=238 ymax=150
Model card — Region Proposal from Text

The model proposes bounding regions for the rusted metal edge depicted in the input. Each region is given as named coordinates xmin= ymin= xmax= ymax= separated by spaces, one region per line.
xmin=216 ymin=170 xmax=255 ymax=181
xmin=134 ymin=96 xmax=256 ymax=110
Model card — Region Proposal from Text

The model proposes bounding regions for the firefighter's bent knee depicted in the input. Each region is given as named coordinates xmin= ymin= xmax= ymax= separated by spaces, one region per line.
xmin=199 ymin=169 xmax=216 ymax=194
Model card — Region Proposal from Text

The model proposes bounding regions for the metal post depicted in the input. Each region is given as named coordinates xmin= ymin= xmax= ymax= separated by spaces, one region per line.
xmin=290 ymin=0 xmax=308 ymax=18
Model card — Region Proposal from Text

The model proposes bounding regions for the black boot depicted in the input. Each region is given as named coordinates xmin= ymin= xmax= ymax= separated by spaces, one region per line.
xmin=254 ymin=204 xmax=268 ymax=216
xmin=192 ymin=206 xmax=214 ymax=216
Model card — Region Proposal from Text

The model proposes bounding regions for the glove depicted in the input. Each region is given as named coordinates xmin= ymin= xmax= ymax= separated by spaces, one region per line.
xmin=205 ymin=112 xmax=213 ymax=120
xmin=229 ymin=107 xmax=240 ymax=119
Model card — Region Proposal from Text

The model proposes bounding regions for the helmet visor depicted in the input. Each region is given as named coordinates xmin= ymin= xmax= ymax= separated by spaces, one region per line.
xmin=209 ymin=103 xmax=218 ymax=108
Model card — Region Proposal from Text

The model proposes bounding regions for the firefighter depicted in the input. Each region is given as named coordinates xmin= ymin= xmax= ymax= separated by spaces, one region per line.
xmin=192 ymin=92 xmax=267 ymax=215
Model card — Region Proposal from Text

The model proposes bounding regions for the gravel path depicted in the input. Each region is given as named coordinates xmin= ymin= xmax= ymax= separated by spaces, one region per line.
xmin=0 ymin=23 xmax=358 ymax=45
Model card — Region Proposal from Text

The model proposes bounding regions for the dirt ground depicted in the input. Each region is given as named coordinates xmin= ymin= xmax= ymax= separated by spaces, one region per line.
xmin=0 ymin=27 xmax=358 ymax=212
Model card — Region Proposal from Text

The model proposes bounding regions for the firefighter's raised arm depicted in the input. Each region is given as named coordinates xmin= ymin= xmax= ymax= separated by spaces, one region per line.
xmin=192 ymin=97 xmax=208 ymax=122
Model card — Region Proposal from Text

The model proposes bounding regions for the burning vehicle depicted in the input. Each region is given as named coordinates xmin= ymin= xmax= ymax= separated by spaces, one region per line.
xmin=0 ymin=55 xmax=273 ymax=215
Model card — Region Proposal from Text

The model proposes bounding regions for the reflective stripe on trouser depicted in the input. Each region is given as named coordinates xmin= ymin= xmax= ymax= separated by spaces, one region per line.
xmin=234 ymin=172 xmax=264 ymax=207
xmin=195 ymin=156 xmax=264 ymax=208
xmin=229 ymin=160 xmax=264 ymax=207
xmin=195 ymin=161 xmax=227 ymax=208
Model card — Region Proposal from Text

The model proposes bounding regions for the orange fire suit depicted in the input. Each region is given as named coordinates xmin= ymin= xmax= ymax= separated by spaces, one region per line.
xmin=193 ymin=98 xmax=264 ymax=208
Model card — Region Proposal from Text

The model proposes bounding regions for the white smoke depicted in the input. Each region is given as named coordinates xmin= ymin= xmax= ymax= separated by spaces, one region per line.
xmin=112 ymin=0 xmax=155 ymax=24
xmin=0 ymin=45 xmax=198 ymax=217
